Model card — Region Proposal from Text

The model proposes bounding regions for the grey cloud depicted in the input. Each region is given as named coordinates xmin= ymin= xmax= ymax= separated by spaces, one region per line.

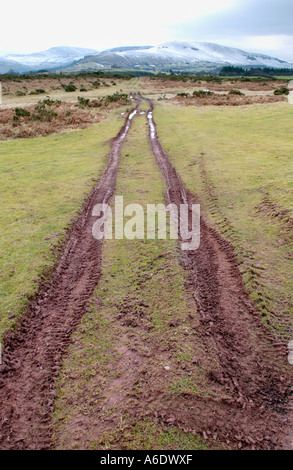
xmin=173 ymin=0 xmax=293 ymax=38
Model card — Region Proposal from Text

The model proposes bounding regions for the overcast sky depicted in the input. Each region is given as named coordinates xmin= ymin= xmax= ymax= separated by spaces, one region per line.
xmin=1 ymin=0 xmax=292 ymax=62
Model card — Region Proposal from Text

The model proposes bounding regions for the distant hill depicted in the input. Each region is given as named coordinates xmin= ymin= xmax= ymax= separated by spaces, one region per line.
xmin=0 ymin=57 xmax=29 ymax=74
xmin=3 ymin=47 xmax=98 ymax=72
xmin=67 ymin=41 xmax=293 ymax=72
xmin=0 ymin=42 xmax=292 ymax=74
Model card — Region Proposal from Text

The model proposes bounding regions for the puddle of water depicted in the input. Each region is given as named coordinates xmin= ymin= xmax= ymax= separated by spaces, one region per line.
xmin=118 ymin=110 xmax=138 ymax=143
xmin=147 ymin=111 xmax=156 ymax=139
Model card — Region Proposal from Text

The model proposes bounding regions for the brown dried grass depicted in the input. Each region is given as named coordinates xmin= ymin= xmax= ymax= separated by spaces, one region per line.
xmin=173 ymin=93 xmax=286 ymax=107
xmin=0 ymin=101 xmax=104 ymax=140
xmin=1 ymin=76 xmax=115 ymax=96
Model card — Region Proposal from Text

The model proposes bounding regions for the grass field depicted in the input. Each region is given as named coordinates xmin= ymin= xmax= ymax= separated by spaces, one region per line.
xmin=1 ymin=75 xmax=292 ymax=449
xmin=153 ymin=100 xmax=293 ymax=338
xmin=0 ymin=108 xmax=126 ymax=338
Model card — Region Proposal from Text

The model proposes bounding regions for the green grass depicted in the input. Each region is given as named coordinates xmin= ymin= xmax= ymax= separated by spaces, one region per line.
xmin=153 ymin=100 xmax=293 ymax=338
xmin=52 ymin=115 xmax=212 ymax=450
xmin=3 ymin=82 xmax=291 ymax=447
xmin=0 ymin=109 xmax=125 ymax=339
xmin=91 ymin=418 xmax=211 ymax=450
xmin=274 ymin=76 xmax=293 ymax=80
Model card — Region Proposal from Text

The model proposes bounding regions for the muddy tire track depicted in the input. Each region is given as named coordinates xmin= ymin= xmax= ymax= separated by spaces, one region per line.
xmin=0 ymin=106 xmax=138 ymax=450
xmin=144 ymin=96 xmax=293 ymax=449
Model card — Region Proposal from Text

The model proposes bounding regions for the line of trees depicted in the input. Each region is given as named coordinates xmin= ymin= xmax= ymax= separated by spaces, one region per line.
xmin=219 ymin=66 xmax=293 ymax=77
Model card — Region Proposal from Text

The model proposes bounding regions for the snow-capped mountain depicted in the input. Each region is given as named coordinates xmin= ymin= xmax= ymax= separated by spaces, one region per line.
xmin=3 ymin=46 xmax=98 ymax=71
xmin=73 ymin=41 xmax=292 ymax=71
xmin=0 ymin=57 xmax=30 ymax=74
xmin=147 ymin=41 xmax=290 ymax=67
xmin=0 ymin=41 xmax=292 ymax=73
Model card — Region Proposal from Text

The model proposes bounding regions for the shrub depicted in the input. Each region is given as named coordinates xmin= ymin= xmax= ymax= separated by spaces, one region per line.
xmin=274 ymin=87 xmax=289 ymax=95
xmin=77 ymin=96 xmax=102 ymax=108
xmin=104 ymin=92 xmax=129 ymax=105
xmin=64 ymin=84 xmax=77 ymax=92
xmin=193 ymin=90 xmax=214 ymax=97
xmin=13 ymin=108 xmax=31 ymax=121
xmin=32 ymin=103 xmax=58 ymax=122
xmin=228 ymin=89 xmax=245 ymax=95
xmin=176 ymin=92 xmax=190 ymax=98
xmin=39 ymin=98 xmax=61 ymax=106
xmin=90 ymin=80 xmax=101 ymax=89
xmin=29 ymin=89 xmax=46 ymax=95
xmin=89 ymin=99 xmax=102 ymax=108
xmin=15 ymin=90 xmax=26 ymax=96
xmin=78 ymin=96 xmax=90 ymax=108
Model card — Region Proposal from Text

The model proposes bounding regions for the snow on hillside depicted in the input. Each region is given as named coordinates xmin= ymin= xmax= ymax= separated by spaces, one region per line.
xmin=0 ymin=57 xmax=29 ymax=74
xmin=111 ymin=41 xmax=290 ymax=68
xmin=1 ymin=41 xmax=292 ymax=72
xmin=4 ymin=47 xmax=98 ymax=69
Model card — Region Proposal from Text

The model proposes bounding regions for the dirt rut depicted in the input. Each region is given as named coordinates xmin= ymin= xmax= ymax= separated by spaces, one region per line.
xmin=144 ymin=97 xmax=293 ymax=449
xmin=0 ymin=107 xmax=138 ymax=450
